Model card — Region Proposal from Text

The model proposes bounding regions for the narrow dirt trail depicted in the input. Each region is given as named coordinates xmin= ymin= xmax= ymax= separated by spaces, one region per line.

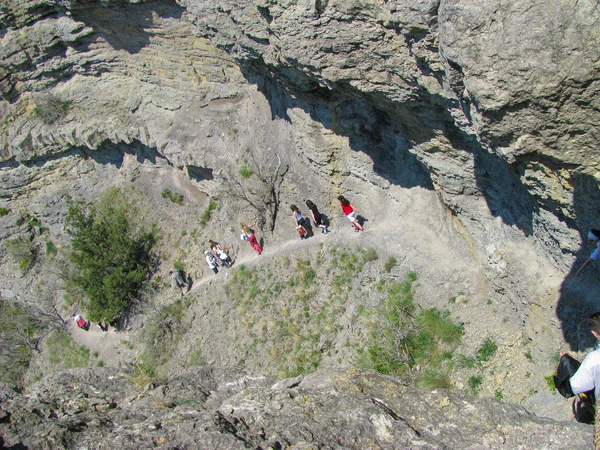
xmin=67 ymin=221 xmax=386 ymax=364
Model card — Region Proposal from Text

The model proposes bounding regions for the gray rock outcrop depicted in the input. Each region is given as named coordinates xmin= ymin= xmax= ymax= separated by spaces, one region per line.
xmin=0 ymin=368 xmax=592 ymax=449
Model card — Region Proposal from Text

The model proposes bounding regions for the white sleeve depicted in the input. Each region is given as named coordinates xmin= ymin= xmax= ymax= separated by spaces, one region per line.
xmin=570 ymin=353 xmax=596 ymax=394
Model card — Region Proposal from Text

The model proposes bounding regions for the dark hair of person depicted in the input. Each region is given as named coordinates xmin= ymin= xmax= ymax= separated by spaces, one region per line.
xmin=306 ymin=200 xmax=316 ymax=211
xmin=338 ymin=196 xmax=349 ymax=206
xmin=590 ymin=312 xmax=600 ymax=334
xmin=592 ymin=229 xmax=600 ymax=240
xmin=290 ymin=205 xmax=298 ymax=212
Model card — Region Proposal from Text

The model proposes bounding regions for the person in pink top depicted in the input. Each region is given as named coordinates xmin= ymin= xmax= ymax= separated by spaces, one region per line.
xmin=338 ymin=195 xmax=364 ymax=232
xmin=241 ymin=218 xmax=263 ymax=255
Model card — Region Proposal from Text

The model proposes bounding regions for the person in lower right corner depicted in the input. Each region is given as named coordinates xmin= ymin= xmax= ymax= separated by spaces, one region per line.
xmin=306 ymin=199 xmax=328 ymax=234
xmin=338 ymin=195 xmax=364 ymax=232
xmin=205 ymin=250 xmax=219 ymax=275
xmin=566 ymin=313 xmax=600 ymax=398
xmin=555 ymin=312 xmax=600 ymax=424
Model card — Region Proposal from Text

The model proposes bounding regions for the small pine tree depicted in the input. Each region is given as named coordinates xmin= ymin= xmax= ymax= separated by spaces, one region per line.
xmin=64 ymin=188 xmax=156 ymax=322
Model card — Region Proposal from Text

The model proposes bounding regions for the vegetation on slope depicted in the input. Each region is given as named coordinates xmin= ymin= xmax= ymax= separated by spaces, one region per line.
xmin=64 ymin=187 xmax=158 ymax=323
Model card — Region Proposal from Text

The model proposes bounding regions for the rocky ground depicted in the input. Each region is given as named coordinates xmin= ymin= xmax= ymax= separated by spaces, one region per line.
xmin=0 ymin=367 xmax=593 ymax=449
xmin=1 ymin=0 xmax=599 ymax=446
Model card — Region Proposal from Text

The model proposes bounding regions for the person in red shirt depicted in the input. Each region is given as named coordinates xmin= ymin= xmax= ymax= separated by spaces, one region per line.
xmin=338 ymin=196 xmax=364 ymax=232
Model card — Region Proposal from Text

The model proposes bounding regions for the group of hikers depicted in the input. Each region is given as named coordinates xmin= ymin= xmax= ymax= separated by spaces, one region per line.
xmin=66 ymin=184 xmax=600 ymax=426
xmin=290 ymin=196 xmax=363 ymax=238
xmin=201 ymin=196 xmax=364 ymax=274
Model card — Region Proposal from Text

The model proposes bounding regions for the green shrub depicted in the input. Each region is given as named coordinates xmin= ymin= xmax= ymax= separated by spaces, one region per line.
xmin=5 ymin=237 xmax=38 ymax=273
xmin=468 ymin=375 xmax=483 ymax=393
xmin=31 ymin=93 xmax=72 ymax=124
xmin=0 ymin=207 xmax=10 ymax=217
xmin=239 ymin=166 xmax=253 ymax=178
xmin=384 ymin=256 xmax=397 ymax=272
xmin=46 ymin=330 xmax=90 ymax=370
xmin=136 ymin=300 xmax=187 ymax=381
xmin=65 ymin=188 xmax=157 ymax=322
xmin=161 ymin=189 xmax=184 ymax=205
xmin=545 ymin=375 xmax=557 ymax=393
xmin=126 ymin=361 xmax=158 ymax=388
xmin=362 ymin=248 xmax=378 ymax=262
xmin=456 ymin=354 xmax=477 ymax=369
xmin=476 ymin=338 xmax=498 ymax=362
xmin=360 ymin=274 xmax=419 ymax=376
xmin=45 ymin=240 xmax=58 ymax=257
xmin=200 ymin=200 xmax=217 ymax=225
xmin=417 ymin=370 xmax=454 ymax=389
xmin=494 ymin=390 xmax=504 ymax=400
xmin=359 ymin=271 xmax=463 ymax=385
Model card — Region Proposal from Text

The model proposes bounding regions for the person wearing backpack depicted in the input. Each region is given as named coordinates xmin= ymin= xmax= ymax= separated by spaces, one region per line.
xmin=557 ymin=312 xmax=600 ymax=423
xmin=170 ymin=269 xmax=186 ymax=296
xmin=241 ymin=218 xmax=262 ymax=255
xmin=290 ymin=205 xmax=308 ymax=240
xmin=72 ymin=313 xmax=90 ymax=331
xmin=209 ymin=240 xmax=232 ymax=268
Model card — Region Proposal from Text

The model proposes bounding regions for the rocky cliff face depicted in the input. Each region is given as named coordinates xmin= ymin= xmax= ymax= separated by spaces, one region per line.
xmin=1 ymin=0 xmax=599 ymax=445
xmin=181 ymin=0 xmax=600 ymax=265
xmin=0 ymin=368 xmax=592 ymax=449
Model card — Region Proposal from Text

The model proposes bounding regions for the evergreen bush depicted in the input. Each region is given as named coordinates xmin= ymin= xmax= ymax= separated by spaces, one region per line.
xmin=65 ymin=188 xmax=157 ymax=322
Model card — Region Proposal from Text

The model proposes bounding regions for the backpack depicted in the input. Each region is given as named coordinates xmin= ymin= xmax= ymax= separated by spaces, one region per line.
xmin=573 ymin=392 xmax=595 ymax=424
xmin=77 ymin=318 xmax=87 ymax=329
xmin=554 ymin=353 xmax=596 ymax=424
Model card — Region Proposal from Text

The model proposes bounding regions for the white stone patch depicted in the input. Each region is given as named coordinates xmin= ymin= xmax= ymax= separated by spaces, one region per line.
xmin=370 ymin=413 xmax=394 ymax=442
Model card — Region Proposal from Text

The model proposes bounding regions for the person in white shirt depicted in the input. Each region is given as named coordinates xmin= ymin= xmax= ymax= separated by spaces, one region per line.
xmin=205 ymin=251 xmax=219 ymax=275
xmin=575 ymin=229 xmax=600 ymax=277
xmin=568 ymin=312 xmax=600 ymax=401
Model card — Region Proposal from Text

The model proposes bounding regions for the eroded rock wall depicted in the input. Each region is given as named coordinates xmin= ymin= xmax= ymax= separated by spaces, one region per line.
xmin=0 ymin=0 xmax=599 ymax=433
xmin=0 ymin=368 xmax=592 ymax=449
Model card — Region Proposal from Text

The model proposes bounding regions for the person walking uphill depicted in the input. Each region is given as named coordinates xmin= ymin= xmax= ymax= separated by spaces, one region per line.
xmin=209 ymin=240 xmax=232 ymax=268
xmin=338 ymin=195 xmax=364 ymax=232
xmin=205 ymin=251 xmax=219 ymax=275
xmin=241 ymin=218 xmax=263 ymax=255
xmin=306 ymin=199 xmax=328 ymax=234
xmin=72 ymin=314 xmax=90 ymax=331
xmin=575 ymin=229 xmax=600 ymax=277
xmin=170 ymin=269 xmax=186 ymax=296
xmin=290 ymin=205 xmax=307 ymax=239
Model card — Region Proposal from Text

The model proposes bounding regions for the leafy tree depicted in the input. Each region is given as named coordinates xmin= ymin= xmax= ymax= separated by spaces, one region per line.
xmin=64 ymin=188 xmax=157 ymax=323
